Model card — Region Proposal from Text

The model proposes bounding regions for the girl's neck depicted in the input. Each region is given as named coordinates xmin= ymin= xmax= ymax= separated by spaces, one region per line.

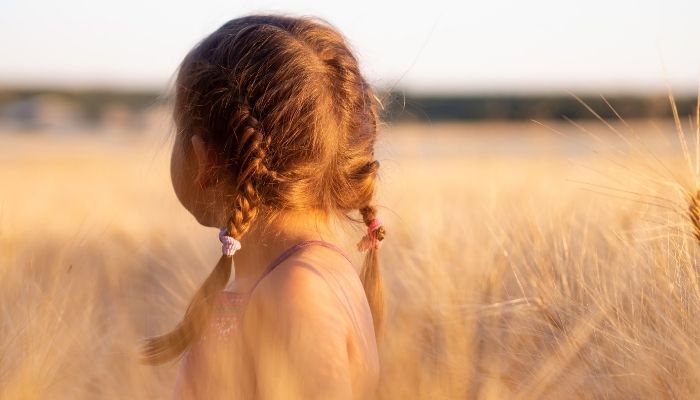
xmin=227 ymin=210 xmax=337 ymax=291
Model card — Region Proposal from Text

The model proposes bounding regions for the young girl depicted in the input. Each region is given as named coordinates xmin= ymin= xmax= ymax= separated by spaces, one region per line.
xmin=142 ymin=14 xmax=386 ymax=399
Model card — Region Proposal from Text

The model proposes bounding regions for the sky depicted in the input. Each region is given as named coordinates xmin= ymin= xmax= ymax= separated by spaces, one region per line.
xmin=1 ymin=0 xmax=699 ymax=94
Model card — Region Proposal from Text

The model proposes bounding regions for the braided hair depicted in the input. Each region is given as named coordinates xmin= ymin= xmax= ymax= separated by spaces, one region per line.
xmin=142 ymin=14 xmax=386 ymax=364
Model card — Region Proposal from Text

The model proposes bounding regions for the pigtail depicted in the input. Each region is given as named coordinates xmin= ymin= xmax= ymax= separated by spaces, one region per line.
xmin=151 ymin=14 xmax=386 ymax=364
xmin=358 ymin=205 xmax=386 ymax=338
xmin=141 ymin=210 xmax=256 ymax=365
xmin=142 ymin=99 xmax=267 ymax=365
xmin=141 ymin=250 xmax=234 ymax=365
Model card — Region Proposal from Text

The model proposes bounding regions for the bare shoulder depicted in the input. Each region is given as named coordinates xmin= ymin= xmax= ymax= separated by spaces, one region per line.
xmin=241 ymin=247 xmax=357 ymax=398
xmin=245 ymin=247 xmax=352 ymax=330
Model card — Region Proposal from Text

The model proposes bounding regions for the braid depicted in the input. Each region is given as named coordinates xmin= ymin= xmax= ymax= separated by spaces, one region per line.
xmin=142 ymin=95 xmax=275 ymax=365
xmin=227 ymin=100 xmax=276 ymax=237
xmin=358 ymin=204 xmax=385 ymax=337
xmin=234 ymin=105 xmax=279 ymax=188
xmin=146 ymin=14 xmax=387 ymax=362
xmin=360 ymin=205 xmax=386 ymax=241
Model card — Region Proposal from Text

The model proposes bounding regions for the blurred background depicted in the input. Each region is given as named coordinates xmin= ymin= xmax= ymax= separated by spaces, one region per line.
xmin=3 ymin=1 xmax=700 ymax=399
xmin=2 ymin=0 xmax=700 ymax=130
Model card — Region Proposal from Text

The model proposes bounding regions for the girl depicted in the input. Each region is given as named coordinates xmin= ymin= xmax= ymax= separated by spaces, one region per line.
xmin=141 ymin=14 xmax=386 ymax=400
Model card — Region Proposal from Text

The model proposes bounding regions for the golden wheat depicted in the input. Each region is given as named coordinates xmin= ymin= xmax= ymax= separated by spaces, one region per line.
xmin=2 ymin=120 xmax=700 ymax=399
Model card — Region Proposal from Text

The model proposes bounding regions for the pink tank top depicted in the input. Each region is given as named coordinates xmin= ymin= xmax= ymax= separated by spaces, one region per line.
xmin=173 ymin=240 xmax=355 ymax=399
xmin=204 ymin=239 xmax=352 ymax=340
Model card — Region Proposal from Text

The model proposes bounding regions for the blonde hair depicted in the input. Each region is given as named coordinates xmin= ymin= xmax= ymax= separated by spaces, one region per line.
xmin=141 ymin=14 xmax=385 ymax=364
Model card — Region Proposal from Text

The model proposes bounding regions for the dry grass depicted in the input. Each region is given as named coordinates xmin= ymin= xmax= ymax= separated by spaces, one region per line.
xmin=2 ymin=119 xmax=700 ymax=399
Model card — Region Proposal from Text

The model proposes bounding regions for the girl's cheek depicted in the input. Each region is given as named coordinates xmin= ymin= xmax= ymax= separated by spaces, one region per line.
xmin=170 ymin=137 xmax=192 ymax=208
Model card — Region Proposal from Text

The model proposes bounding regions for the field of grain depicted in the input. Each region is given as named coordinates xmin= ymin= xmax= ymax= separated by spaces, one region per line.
xmin=2 ymin=118 xmax=700 ymax=399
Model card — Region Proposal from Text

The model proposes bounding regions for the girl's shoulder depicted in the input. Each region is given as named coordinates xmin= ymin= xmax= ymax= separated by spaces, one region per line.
xmin=240 ymin=246 xmax=368 ymax=393
xmin=242 ymin=243 xmax=367 ymax=338
xmin=250 ymin=244 xmax=359 ymax=314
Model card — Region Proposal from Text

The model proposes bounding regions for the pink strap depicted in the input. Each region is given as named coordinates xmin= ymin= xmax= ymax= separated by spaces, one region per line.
xmin=249 ymin=240 xmax=352 ymax=293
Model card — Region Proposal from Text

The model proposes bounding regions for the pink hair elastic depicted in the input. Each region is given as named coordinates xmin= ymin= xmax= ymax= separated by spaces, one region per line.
xmin=219 ymin=228 xmax=242 ymax=256
xmin=357 ymin=218 xmax=383 ymax=251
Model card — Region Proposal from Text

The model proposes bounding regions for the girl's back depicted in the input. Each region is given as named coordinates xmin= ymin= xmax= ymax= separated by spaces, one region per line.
xmin=173 ymin=241 xmax=379 ymax=399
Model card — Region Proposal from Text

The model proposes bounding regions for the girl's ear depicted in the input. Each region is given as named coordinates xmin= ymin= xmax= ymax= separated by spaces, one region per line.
xmin=191 ymin=134 xmax=216 ymax=188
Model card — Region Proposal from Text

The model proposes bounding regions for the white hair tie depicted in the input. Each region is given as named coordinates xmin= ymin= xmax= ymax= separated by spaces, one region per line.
xmin=219 ymin=228 xmax=242 ymax=256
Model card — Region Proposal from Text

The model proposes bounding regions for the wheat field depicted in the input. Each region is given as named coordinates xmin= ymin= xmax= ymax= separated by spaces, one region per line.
xmin=2 ymin=117 xmax=700 ymax=399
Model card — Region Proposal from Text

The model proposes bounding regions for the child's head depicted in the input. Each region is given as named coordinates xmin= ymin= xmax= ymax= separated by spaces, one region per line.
xmin=143 ymin=14 xmax=385 ymax=364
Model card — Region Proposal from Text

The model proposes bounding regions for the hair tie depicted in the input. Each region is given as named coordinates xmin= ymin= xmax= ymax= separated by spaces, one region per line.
xmin=357 ymin=218 xmax=384 ymax=251
xmin=219 ymin=228 xmax=242 ymax=256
